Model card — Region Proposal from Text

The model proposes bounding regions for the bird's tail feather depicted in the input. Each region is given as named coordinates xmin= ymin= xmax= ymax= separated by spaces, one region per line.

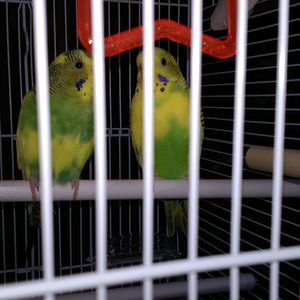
xmin=28 ymin=201 xmax=40 ymax=226
xmin=164 ymin=200 xmax=188 ymax=237
xmin=26 ymin=202 xmax=56 ymax=261
xmin=26 ymin=202 xmax=40 ymax=262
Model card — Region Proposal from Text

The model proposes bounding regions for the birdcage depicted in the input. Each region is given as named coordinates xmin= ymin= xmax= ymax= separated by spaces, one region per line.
xmin=0 ymin=0 xmax=299 ymax=299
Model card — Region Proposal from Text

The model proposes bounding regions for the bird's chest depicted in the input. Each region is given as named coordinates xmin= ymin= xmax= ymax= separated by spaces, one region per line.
xmin=153 ymin=87 xmax=190 ymax=178
xmin=154 ymin=87 xmax=189 ymax=139
xmin=50 ymin=98 xmax=93 ymax=140
xmin=131 ymin=83 xmax=190 ymax=178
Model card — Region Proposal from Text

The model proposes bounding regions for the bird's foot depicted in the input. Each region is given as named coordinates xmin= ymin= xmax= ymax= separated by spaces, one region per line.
xmin=29 ymin=179 xmax=39 ymax=201
xmin=71 ymin=180 xmax=79 ymax=200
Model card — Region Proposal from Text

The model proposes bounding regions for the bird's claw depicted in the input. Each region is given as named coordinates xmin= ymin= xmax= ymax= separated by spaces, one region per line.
xmin=71 ymin=180 xmax=79 ymax=200
xmin=29 ymin=179 xmax=39 ymax=201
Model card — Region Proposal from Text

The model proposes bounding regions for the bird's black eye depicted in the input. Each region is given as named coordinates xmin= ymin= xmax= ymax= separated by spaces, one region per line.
xmin=161 ymin=58 xmax=167 ymax=66
xmin=75 ymin=61 xmax=83 ymax=69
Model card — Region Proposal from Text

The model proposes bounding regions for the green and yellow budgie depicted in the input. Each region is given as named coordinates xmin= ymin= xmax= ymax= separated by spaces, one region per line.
xmin=130 ymin=47 xmax=204 ymax=236
xmin=16 ymin=49 xmax=94 ymax=226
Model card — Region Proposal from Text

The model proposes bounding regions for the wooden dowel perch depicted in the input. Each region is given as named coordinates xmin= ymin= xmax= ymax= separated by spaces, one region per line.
xmin=245 ymin=146 xmax=300 ymax=178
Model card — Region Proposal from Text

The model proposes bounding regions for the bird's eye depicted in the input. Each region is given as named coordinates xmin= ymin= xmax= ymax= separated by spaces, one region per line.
xmin=75 ymin=61 xmax=83 ymax=69
xmin=161 ymin=58 xmax=167 ymax=66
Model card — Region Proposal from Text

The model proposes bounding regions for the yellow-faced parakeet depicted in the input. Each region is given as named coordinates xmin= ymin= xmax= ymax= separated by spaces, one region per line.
xmin=130 ymin=47 xmax=204 ymax=237
xmin=16 ymin=49 xmax=94 ymax=226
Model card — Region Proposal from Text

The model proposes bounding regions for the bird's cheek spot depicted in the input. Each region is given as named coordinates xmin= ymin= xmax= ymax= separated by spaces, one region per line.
xmin=158 ymin=74 xmax=169 ymax=85
xmin=75 ymin=78 xmax=86 ymax=91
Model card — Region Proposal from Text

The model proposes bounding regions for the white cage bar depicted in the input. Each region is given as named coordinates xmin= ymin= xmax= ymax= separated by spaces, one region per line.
xmin=230 ymin=0 xmax=248 ymax=299
xmin=188 ymin=0 xmax=203 ymax=299
xmin=270 ymin=0 xmax=290 ymax=299
xmin=142 ymin=0 xmax=155 ymax=299
xmin=32 ymin=1 xmax=54 ymax=300
xmin=91 ymin=0 xmax=108 ymax=299
xmin=1 ymin=245 xmax=300 ymax=299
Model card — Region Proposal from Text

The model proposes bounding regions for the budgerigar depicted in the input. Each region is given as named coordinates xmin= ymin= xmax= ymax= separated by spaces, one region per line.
xmin=130 ymin=47 xmax=204 ymax=236
xmin=16 ymin=49 xmax=94 ymax=227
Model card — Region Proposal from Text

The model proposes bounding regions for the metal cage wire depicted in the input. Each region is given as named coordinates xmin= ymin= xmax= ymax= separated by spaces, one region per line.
xmin=0 ymin=0 xmax=300 ymax=299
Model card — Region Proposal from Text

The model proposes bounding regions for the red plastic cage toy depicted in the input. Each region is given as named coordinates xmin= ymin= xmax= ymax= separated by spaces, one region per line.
xmin=77 ymin=0 xmax=237 ymax=59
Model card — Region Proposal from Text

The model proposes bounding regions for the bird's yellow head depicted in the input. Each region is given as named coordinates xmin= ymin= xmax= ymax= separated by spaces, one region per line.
xmin=49 ymin=49 xmax=93 ymax=99
xmin=136 ymin=47 xmax=186 ymax=89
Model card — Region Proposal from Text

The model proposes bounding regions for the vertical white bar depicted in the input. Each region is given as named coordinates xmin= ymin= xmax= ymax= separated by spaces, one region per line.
xmin=188 ymin=0 xmax=203 ymax=299
xmin=32 ymin=1 xmax=54 ymax=300
xmin=270 ymin=1 xmax=289 ymax=299
xmin=143 ymin=0 xmax=154 ymax=299
xmin=91 ymin=0 xmax=107 ymax=299
xmin=230 ymin=0 xmax=248 ymax=300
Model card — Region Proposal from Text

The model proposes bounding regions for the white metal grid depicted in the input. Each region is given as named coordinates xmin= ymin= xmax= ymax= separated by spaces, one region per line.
xmin=0 ymin=0 xmax=300 ymax=299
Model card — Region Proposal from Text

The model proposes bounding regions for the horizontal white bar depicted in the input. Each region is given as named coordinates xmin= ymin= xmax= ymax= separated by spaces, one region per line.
xmin=1 ymin=246 xmax=299 ymax=299
xmin=22 ymin=273 xmax=255 ymax=300
xmin=1 ymin=179 xmax=300 ymax=201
